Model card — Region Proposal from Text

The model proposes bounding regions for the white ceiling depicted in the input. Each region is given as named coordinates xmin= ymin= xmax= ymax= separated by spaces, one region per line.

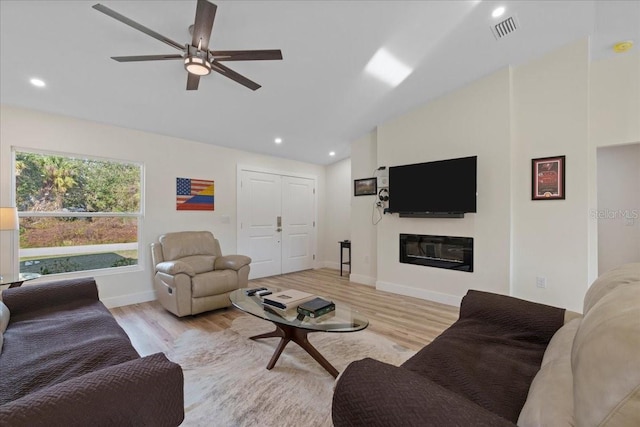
xmin=1 ymin=1 xmax=638 ymax=165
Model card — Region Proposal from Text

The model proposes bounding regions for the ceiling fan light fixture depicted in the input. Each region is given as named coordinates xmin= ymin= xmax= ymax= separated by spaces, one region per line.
xmin=184 ymin=56 xmax=212 ymax=76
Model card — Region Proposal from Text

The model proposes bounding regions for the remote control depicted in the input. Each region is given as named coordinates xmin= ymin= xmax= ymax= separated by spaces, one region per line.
xmin=256 ymin=290 xmax=272 ymax=297
xmin=245 ymin=287 xmax=268 ymax=296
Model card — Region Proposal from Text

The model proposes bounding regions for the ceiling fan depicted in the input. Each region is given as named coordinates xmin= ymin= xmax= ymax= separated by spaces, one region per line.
xmin=93 ymin=0 xmax=283 ymax=91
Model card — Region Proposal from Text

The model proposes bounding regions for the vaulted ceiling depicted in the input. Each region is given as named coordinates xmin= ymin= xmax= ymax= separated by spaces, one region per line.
xmin=1 ymin=1 xmax=638 ymax=165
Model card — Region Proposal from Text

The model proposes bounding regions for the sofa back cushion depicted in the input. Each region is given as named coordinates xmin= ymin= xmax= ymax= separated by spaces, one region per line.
xmin=572 ymin=264 xmax=640 ymax=427
xmin=160 ymin=231 xmax=221 ymax=261
xmin=583 ymin=263 xmax=640 ymax=314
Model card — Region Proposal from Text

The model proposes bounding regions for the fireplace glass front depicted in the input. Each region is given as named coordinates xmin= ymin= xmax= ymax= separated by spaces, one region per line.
xmin=399 ymin=234 xmax=473 ymax=272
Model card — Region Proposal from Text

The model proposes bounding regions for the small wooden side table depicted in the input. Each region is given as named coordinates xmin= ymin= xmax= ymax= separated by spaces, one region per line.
xmin=0 ymin=272 xmax=41 ymax=288
xmin=339 ymin=240 xmax=351 ymax=277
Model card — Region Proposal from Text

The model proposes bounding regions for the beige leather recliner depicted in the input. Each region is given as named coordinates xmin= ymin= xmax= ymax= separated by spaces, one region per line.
xmin=151 ymin=231 xmax=251 ymax=317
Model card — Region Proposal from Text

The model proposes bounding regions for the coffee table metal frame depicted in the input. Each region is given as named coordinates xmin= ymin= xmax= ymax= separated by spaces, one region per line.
xmin=230 ymin=288 xmax=368 ymax=378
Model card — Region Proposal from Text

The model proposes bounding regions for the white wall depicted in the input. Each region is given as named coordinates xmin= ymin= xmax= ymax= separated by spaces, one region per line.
xmin=323 ymin=157 xmax=351 ymax=270
xmin=374 ymin=68 xmax=512 ymax=306
xmin=589 ymin=53 xmax=640 ymax=280
xmin=597 ymin=143 xmax=640 ymax=273
xmin=590 ymin=54 xmax=640 ymax=149
xmin=510 ymin=40 xmax=590 ymax=311
xmin=0 ymin=105 xmax=326 ymax=307
xmin=349 ymin=131 xmax=378 ymax=286
xmin=349 ymin=40 xmax=639 ymax=312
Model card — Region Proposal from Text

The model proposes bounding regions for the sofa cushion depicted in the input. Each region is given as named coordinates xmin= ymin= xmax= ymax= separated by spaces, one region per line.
xmin=517 ymin=318 xmax=580 ymax=427
xmin=160 ymin=231 xmax=220 ymax=261
xmin=572 ymin=278 xmax=640 ymax=427
xmin=0 ymin=301 xmax=9 ymax=333
xmin=180 ymin=255 xmax=216 ymax=275
xmin=334 ymin=358 xmax=515 ymax=426
xmin=0 ymin=298 xmax=140 ymax=404
xmin=191 ymin=270 xmax=238 ymax=298
xmin=401 ymin=290 xmax=565 ymax=423
xmin=583 ymin=262 xmax=640 ymax=314
xmin=540 ymin=318 xmax=581 ymax=367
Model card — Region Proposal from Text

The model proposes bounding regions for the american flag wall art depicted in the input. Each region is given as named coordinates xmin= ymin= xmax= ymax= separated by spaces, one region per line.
xmin=176 ymin=178 xmax=214 ymax=211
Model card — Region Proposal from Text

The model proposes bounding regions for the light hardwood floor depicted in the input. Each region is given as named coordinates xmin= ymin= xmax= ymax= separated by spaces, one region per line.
xmin=110 ymin=268 xmax=459 ymax=355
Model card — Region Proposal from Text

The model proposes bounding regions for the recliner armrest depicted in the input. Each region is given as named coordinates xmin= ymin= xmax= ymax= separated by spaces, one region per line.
xmin=155 ymin=260 xmax=195 ymax=277
xmin=215 ymin=255 xmax=251 ymax=271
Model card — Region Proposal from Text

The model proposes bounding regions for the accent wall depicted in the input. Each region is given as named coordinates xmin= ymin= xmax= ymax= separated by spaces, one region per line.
xmin=350 ymin=39 xmax=640 ymax=312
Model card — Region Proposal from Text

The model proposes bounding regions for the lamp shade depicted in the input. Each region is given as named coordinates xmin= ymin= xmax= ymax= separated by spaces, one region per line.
xmin=0 ymin=207 xmax=19 ymax=231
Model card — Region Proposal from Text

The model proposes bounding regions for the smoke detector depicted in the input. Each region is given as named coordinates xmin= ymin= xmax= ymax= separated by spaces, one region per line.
xmin=491 ymin=15 xmax=520 ymax=40
xmin=613 ymin=41 xmax=634 ymax=53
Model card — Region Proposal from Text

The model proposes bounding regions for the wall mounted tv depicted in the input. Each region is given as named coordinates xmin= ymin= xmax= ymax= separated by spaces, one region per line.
xmin=388 ymin=155 xmax=477 ymax=218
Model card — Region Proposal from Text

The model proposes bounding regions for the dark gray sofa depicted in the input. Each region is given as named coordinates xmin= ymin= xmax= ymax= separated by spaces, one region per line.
xmin=332 ymin=289 xmax=566 ymax=426
xmin=0 ymin=277 xmax=184 ymax=427
xmin=332 ymin=263 xmax=640 ymax=426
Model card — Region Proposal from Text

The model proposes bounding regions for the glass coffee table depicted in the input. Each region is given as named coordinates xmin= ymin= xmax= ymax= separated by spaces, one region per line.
xmin=0 ymin=272 xmax=41 ymax=288
xmin=230 ymin=288 xmax=368 ymax=377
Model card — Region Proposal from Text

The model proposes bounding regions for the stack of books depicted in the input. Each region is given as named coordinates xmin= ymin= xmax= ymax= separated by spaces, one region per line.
xmin=262 ymin=289 xmax=315 ymax=310
xmin=297 ymin=297 xmax=335 ymax=318
xmin=262 ymin=290 xmax=335 ymax=318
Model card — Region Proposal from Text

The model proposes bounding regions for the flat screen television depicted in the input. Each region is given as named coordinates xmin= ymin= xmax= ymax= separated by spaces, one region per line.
xmin=388 ymin=156 xmax=477 ymax=216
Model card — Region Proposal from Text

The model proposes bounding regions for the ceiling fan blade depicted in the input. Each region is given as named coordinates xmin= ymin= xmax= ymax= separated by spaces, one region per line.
xmin=191 ymin=0 xmax=217 ymax=50
xmin=187 ymin=73 xmax=201 ymax=91
xmin=210 ymin=61 xmax=261 ymax=91
xmin=112 ymin=54 xmax=184 ymax=62
xmin=93 ymin=3 xmax=185 ymax=52
xmin=210 ymin=49 xmax=283 ymax=62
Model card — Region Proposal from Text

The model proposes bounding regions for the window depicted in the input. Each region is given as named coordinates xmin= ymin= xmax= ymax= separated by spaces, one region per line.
xmin=14 ymin=149 xmax=142 ymax=276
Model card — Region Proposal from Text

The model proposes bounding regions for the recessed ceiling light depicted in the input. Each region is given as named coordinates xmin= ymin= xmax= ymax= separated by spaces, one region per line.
xmin=30 ymin=78 xmax=46 ymax=88
xmin=492 ymin=6 xmax=505 ymax=18
xmin=364 ymin=48 xmax=413 ymax=87
xmin=274 ymin=137 xmax=282 ymax=144
xmin=329 ymin=151 xmax=336 ymax=157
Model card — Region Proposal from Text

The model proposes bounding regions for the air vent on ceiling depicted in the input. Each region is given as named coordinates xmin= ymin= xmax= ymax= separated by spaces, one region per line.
xmin=491 ymin=15 xmax=520 ymax=40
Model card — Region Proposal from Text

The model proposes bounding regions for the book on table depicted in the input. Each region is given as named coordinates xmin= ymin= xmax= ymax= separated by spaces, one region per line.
xmin=297 ymin=297 xmax=336 ymax=318
xmin=262 ymin=289 xmax=315 ymax=310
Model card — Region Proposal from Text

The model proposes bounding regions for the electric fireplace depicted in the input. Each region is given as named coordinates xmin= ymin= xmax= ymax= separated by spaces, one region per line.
xmin=399 ymin=234 xmax=473 ymax=272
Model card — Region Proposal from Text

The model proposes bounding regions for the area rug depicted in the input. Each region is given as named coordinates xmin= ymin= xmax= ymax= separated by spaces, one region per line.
xmin=168 ymin=315 xmax=415 ymax=427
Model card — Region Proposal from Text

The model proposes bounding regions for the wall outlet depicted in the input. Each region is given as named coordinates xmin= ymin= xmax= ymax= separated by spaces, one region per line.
xmin=536 ymin=276 xmax=547 ymax=289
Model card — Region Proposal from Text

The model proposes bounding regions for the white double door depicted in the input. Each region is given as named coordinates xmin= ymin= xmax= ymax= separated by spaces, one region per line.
xmin=238 ymin=170 xmax=316 ymax=279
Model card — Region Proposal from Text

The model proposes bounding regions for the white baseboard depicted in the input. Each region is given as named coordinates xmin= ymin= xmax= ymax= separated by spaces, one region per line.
xmin=323 ymin=261 xmax=341 ymax=270
xmin=376 ymin=280 xmax=462 ymax=307
xmin=349 ymin=274 xmax=376 ymax=286
xmin=101 ymin=290 xmax=156 ymax=309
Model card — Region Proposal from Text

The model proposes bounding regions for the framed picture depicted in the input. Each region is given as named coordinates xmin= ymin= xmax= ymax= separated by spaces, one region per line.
xmin=354 ymin=177 xmax=377 ymax=196
xmin=532 ymin=156 xmax=565 ymax=200
xmin=176 ymin=177 xmax=215 ymax=210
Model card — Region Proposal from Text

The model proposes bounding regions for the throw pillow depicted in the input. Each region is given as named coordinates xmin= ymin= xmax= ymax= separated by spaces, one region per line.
xmin=0 ymin=300 xmax=10 ymax=354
